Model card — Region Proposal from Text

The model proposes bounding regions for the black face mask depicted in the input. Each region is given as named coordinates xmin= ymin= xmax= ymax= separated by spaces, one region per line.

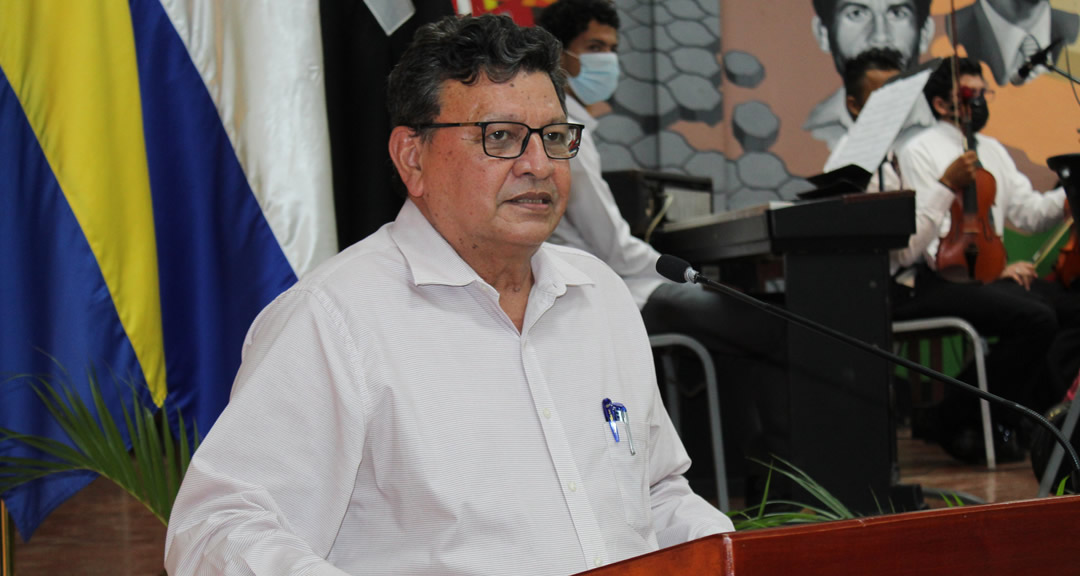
xmin=946 ymin=96 xmax=990 ymax=132
xmin=967 ymin=96 xmax=990 ymax=132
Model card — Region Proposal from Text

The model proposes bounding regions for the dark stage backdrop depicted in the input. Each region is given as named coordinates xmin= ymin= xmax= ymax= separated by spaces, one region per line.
xmin=321 ymin=0 xmax=456 ymax=250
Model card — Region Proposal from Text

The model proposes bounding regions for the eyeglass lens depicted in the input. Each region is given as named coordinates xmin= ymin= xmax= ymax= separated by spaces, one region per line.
xmin=482 ymin=122 xmax=581 ymax=159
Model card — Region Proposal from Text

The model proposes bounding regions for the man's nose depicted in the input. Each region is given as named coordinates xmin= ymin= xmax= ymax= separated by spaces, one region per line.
xmin=868 ymin=12 xmax=890 ymax=46
xmin=514 ymin=132 xmax=555 ymax=178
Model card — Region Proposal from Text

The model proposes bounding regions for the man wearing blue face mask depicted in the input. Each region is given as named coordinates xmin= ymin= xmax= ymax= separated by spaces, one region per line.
xmin=539 ymin=0 xmax=788 ymax=498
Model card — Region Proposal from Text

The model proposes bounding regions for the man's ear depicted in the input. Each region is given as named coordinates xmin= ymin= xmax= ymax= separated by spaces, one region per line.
xmin=931 ymin=95 xmax=952 ymax=118
xmin=845 ymin=93 xmax=861 ymax=121
xmin=812 ymin=15 xmax=831 ymax=53
xmin=388 ymin=125 xmax=424 ymax=198
xmin=918 ymin=17 xmax=936 ymax=56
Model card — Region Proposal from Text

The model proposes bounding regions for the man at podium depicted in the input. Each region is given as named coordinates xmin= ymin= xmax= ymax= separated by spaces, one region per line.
xmin=163 ymin=14 xmax=733 ymax=575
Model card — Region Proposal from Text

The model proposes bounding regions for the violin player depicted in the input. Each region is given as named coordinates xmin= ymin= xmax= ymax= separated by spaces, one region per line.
xmin=893 ymin=56 xmax=1080 ymax=463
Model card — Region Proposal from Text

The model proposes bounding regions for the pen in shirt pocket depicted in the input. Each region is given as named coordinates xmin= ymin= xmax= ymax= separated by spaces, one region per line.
xmin=602 ymin=397 xmax=635 ymax=456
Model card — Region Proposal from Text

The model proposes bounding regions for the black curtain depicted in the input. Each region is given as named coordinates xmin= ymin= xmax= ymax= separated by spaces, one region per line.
xmin=320 ymin=0 xmax=457 ymax=250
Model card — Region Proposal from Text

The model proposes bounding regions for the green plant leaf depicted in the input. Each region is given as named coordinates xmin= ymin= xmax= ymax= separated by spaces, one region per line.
xmin=1 ymin=367 xmax=201 ymax=527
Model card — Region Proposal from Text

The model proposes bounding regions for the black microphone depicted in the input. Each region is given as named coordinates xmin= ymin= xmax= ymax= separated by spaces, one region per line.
xmin=656 ymin=253 xmax=1080 ymax=489
xmin=1010 ymin=38 xmax=1062 ymax=86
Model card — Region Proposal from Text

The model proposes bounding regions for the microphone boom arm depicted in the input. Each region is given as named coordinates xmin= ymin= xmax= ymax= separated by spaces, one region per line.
xmin=657 ymin=254 xmax=1080 ymax=492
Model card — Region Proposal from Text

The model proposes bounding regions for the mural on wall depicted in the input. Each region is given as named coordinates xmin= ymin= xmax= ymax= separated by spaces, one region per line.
xmin=475 ymin=0 xmax=1080 ymax=212
xmin=804 ymin=0 xmax=937 ymax=149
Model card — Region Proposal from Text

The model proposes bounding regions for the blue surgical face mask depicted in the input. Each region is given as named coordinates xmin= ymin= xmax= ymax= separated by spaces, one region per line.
xmin=566 ymin=51 xmax=620 ymax=105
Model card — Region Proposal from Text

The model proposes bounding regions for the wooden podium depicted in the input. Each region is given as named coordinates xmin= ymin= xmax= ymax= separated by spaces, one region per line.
xmin=578 ymin=495 xmax=1080 ymax=575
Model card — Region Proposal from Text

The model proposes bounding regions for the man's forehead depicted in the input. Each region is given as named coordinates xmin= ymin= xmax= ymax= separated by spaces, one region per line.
xmin=438 ymin=73 xmax=565 ymax=122
xmin=575 ymin=21 xmax=618 ymax=45
xmin=959 ymin=74 xmax=986 ymax=87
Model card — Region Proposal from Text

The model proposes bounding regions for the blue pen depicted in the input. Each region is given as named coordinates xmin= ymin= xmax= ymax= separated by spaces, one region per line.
xmin=602 ymin=398 xmax=635 ymax=456
xmin=602 ymin=398 xmax=619 ymax=441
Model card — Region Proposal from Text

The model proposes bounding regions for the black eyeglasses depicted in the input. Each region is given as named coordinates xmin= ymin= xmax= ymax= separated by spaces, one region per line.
xmin=413 ymin=121 xmax=585 ymax=159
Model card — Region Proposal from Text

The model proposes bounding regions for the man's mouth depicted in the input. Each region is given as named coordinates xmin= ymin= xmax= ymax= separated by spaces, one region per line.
xmin=508 ymin=192 xmax=553 ymax=205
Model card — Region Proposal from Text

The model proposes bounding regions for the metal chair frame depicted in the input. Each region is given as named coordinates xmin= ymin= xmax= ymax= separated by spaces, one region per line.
xmin=892 ymin=317 xmax=996 ymax=469
xmin=649 ymin=333 xmax=729 ymax=510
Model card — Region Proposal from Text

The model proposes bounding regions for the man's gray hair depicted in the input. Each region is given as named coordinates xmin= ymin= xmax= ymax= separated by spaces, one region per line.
xmin=387 ymin=14 xmax=567 ymax=134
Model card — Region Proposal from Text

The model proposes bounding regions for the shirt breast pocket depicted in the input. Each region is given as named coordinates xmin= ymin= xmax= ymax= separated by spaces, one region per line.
xmin=604 ymin=419 xmax=651 ymax=538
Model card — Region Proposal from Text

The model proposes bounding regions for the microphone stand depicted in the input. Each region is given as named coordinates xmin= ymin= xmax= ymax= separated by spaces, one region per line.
xmin=1045 ymin=62 xmax=1080 ymax=85
xmin=659 ymin=255 xmax=1080 ymax=494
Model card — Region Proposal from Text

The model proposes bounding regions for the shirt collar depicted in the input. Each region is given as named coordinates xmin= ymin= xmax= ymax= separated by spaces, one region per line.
xmin=981 ymin=0 xmax=1051 ymax=73
xmin=390 ymin=200 xmax=480 ymax=287
xmin=390 ymin=200 xmax=594 ymax=292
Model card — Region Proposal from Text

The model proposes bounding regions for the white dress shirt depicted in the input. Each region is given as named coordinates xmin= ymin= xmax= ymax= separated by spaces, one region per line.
xmin=548 ymin=96 xmax=664 ymax=310
xmin=895 ymin=119 xmax=1066 ymax=270
xmin=164 ymin=200 xmax=732 ymax=575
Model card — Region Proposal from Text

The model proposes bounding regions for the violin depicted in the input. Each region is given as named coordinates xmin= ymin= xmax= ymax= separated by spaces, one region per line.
xmin=1041 ymin=156 xmax=1080 ymax=289
xmin=934 ymin=64 xmax=1008 ymax=283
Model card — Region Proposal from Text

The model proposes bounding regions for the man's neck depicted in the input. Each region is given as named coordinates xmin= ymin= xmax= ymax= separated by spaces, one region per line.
xmin=459 ymin=244 xmax=537 ymax=332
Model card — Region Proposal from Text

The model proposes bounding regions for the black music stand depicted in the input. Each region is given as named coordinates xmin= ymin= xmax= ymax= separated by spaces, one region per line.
xmin=1039 ymin=153 xmax=1080 ymax=496
xmin=1048 ymin=154 xmax=1080 ymax=223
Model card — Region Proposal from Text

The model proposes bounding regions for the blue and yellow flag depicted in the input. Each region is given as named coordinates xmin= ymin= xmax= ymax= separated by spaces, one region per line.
xmin=0 ymin=0 xmax=336 ymax=539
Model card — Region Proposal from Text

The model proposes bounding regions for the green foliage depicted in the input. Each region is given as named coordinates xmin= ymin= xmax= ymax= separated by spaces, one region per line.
xmin=1055 ymin=475 xmax=1074 ymax=496
xmin=940 ymin=493 xmax=964 ymax=508
xmin=0 ymin=368 xmax=199 ymax=526
xmin=727 ymin=455 xmax=858 ymax=531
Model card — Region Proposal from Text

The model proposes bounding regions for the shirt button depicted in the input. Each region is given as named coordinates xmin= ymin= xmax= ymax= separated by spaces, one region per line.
xmin=542 ymin=407 xmax=551 ymax=419
xmin=594 ymin=557 xmax=603 ymax=567
xmin=568 ymin=481 xmax=577 ymax=492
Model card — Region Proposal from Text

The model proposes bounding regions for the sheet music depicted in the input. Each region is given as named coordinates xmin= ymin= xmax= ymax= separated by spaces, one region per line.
xmin=823 ymin=67 xmax=933 ymax=174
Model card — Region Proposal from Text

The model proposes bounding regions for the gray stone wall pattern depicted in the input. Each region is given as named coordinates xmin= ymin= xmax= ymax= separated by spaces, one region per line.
xmin=656 ymin=85 xmax=679 ymax=123
xmin=666 ymin=21 xmax=717 ymax=48
xmin=658 ymin=131 xmax=695 ymax=168
xmin=611 ymin=77 xmax=657 ymax=117
xmin=654 ymin=25 xmax=678 ymax=51
xmin=621 ymin=52 xmax=656 ymax=82
xmin=668 ymin=75 xmax=723 ymax=123
xmin=592 ymin=0 xmax=818 ymax=215
xmin=672 ymin=47 xmax=721 ymax=79
xmin=630 ymin=134 xmax=658 ymax=166
xmin=732 ymin=101 xmax=779 ymax=152
xmin=668 ymin=0 xmax=708 ymax=19
xmin=655 ymin=53 xmax=678 ymax=82
xmin=685 ymin=151 xmax=730 ymax=207
xmin=596 ymin=114 xmax=644 ymax=146
xmin=736 ymin=152 xmax=788 ymax=190
xmin=653 ymin=4 xmax=675 ymax=25
xmin=596 ymin=142 xmax=638 ymax=172
xmin=723 ymin=50 xmax=764 ymax=88
xmin=623 ymin=27 xmax=653 ymax=52
xmin=779 ymin=177 xmax=816 ymax=200
xmin=628 ymin=4 xmax=653 ymax=25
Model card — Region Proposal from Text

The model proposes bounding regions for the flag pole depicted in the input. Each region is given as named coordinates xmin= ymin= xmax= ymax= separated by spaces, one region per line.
xmin=1 ymin=499 xmax=13 ymax=576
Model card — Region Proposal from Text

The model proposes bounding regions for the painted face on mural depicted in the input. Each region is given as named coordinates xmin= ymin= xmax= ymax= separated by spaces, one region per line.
xmin=814 ymin=0 xmax=932 ymax=74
